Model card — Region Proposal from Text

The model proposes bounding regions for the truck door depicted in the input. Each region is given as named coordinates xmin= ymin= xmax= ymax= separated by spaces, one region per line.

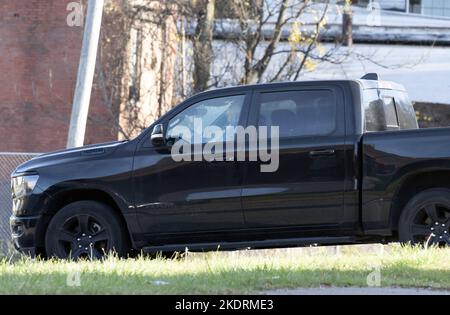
xmin=133 ymin=92 xmax=251 ymax=241
xmin=241 ymin=85 xmax=347 ymax=234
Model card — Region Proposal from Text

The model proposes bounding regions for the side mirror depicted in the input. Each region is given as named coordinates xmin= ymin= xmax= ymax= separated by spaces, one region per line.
xmin=151 ymin=124 xmax=165 ymax=146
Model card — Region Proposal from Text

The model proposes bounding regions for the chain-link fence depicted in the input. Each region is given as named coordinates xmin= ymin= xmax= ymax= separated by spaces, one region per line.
xmin=0 ymin=152 xmax=40 ymax=256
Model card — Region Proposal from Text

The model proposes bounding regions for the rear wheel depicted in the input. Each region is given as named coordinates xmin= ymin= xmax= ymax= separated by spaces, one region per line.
xmin=399 ymin=188 xmax=450 ymax=247
xmin=45 ymin=201 xmax=129 ymax=259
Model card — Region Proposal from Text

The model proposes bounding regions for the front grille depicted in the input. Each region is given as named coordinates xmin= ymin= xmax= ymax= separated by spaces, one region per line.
xmin=0 ymin=153 xmax=40 ymax=255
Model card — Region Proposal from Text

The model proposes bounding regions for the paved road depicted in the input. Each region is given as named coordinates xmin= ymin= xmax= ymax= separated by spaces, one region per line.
xmin=263 ymin=287 xmax=450 ymax=295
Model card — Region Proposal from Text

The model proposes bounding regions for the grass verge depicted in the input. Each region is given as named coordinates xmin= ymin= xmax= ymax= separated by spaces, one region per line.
xmin=0 ymin=244 xmax=448 ymax=294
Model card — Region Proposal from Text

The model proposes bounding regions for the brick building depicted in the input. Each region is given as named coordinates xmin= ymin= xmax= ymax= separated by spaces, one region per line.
xmin=0 ymin=0 xmax=178 ymax=153
xmin=0 ymin=0 xmax=118 ymax=152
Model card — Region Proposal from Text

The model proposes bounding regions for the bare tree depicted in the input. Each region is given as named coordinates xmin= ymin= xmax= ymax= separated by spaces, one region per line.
xmin=97 ymin=0 xmax=179 ymax=140
xmin=94 ymin=0 xmax=355 ymax=139
xmin=192 ymin=0 xmax=216 ymax=93
xmin=240 ymin=0 xmax=290 ymax=84
xmin=199 ymin=0 xmax=346 ymax=86
xmin=93 ymin=0 xmax=414 ymax=141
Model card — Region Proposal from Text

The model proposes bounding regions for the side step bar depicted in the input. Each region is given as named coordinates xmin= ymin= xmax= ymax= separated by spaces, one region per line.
xmin=142 ymin=236 xmax=357 ymax=253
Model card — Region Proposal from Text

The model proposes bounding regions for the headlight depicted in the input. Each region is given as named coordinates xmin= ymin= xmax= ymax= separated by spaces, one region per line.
xmin=11 ymin=175 xmax=39 ymax=199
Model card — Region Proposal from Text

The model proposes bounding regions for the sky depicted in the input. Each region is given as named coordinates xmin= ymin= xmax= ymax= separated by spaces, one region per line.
xmin=302 ymin=44 xmax=450 ymax=104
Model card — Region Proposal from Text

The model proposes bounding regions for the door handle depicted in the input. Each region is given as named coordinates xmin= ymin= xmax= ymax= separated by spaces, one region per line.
xmin=309 ymin=149 xmax=335 ymax=156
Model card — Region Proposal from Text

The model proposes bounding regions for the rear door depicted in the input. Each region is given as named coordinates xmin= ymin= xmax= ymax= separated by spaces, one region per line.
xmin=241 ymin=84 xmax=347 ymax=236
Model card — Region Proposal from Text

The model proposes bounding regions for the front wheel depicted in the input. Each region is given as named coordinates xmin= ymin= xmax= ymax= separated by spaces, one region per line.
xmin=399 ymin=188 xmax=450 ymax=247
xmin=45 ymin=201 xmax=130 ymax=260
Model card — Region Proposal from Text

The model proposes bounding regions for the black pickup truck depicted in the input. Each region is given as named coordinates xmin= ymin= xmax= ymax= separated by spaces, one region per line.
xmin=10 ymin=74 xmax=450 ymax=259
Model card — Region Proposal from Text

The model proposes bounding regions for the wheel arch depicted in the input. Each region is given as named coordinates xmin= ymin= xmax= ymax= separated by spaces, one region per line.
xmin=35 ymin=188 xmax=135 ymax=255
xmin=390 ymin=169 xmax=450 ymax=232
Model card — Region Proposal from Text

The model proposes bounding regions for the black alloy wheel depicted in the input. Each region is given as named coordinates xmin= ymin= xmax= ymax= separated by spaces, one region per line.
xmin=45 ymin=201 xmax=129 ymax=259
xmin=399 ymin=188 xmax=450 ymax=247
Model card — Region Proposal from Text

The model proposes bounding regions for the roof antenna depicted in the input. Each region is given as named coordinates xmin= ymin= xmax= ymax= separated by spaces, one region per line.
xmin=361 ymin=73 xmax=379 ymax=80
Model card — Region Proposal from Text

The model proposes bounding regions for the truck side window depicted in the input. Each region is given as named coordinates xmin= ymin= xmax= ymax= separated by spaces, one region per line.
xmin=257 ymin=90 xmax=337 ymax=138
xmin=165 ymin=95 xmax=245 ymax=144
xmin=364 ymin=91 xmax=400 ymax=132
xmin=395 ymin=93 xmax=419 ymax=130
xmin=382 ymin=97 xmax=399 ymax=130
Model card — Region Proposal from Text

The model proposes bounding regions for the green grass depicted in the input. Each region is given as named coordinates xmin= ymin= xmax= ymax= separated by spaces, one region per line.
xmin=0 ymin=244 xmax=449 ymax=294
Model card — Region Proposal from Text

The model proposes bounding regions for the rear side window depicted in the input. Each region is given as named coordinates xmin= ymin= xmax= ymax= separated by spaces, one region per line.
xmin=364 ymin=89 xmax=418 ymax=132
xmin=364 ymin=90 xmax=388 ymax=132
xmin=257 ymin=90 xmax=337 ymax=138
xmin=382 ymin=97 xmax=399 ymax=129
xmin=395 ymin=93 xmax=419 ymax=130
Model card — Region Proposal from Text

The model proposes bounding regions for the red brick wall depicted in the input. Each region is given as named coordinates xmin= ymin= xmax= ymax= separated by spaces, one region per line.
xmin=0 ymin=0 xmax=117 ymax=153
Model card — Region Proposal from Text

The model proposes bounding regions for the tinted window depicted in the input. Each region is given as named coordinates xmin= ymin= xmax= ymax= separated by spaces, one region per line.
xmin=395 ymin=93 xmax=419 ymax=130
xmin=364 ymin=90 xmax=385 ymax=132
xmin=382 ymin=97 xmax=399 ymax=129
xmin=364 ymin=91 xmax=401 ymax=132
xmin=257 ymin=90 xmax=337 ymax=138
xmin=166 ymin=95 xmax=245 ymax=144
xmin=364 ymin=89 xmax=418 ymax=132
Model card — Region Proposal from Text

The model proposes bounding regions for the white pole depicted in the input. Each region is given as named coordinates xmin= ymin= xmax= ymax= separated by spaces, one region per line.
xmin=181 ymin=17 xmax=187 ymax=98
xmin=67 ymin=0 xmax=105 ymax=148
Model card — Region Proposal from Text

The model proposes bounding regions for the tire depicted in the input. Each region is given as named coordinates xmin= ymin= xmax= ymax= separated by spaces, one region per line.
xmin=399 ymin=188 xmax=450 ymax=247
xmin=45 ymin=201 xmax=130 ymax=259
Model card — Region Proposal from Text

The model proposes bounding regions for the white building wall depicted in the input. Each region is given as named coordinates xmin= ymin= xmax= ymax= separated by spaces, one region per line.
xmin=206 ymin=40 xmax=450 ymax=104
xmin=300 ymin=44 xmax=450 ymax=104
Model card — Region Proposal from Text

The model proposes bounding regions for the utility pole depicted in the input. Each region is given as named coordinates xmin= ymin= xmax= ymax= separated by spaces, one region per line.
xmin=342 ymin=6 xmax=353 ymax=47
xmin=67 ymin=0 xmax=105 ymax=148
xmin=181 ymin=16 xmax=187 ymax=98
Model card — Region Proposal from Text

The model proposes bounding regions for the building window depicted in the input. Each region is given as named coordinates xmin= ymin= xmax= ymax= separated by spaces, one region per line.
xmin=409 ymin=0 xmax=422 ymax=14
xmin=353 ymin=0 xmax=450 ymax=17
xmin=421 ymin=0 xmax=450 ymax=17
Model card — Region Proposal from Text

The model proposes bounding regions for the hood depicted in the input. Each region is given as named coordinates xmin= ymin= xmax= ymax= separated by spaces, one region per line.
xmin=13 ymin=140 xmax=127 ymax=175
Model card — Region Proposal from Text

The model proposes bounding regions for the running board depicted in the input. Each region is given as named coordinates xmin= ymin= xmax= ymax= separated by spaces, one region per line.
xmin=142 ymin=236 xmax=357 ymax=253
